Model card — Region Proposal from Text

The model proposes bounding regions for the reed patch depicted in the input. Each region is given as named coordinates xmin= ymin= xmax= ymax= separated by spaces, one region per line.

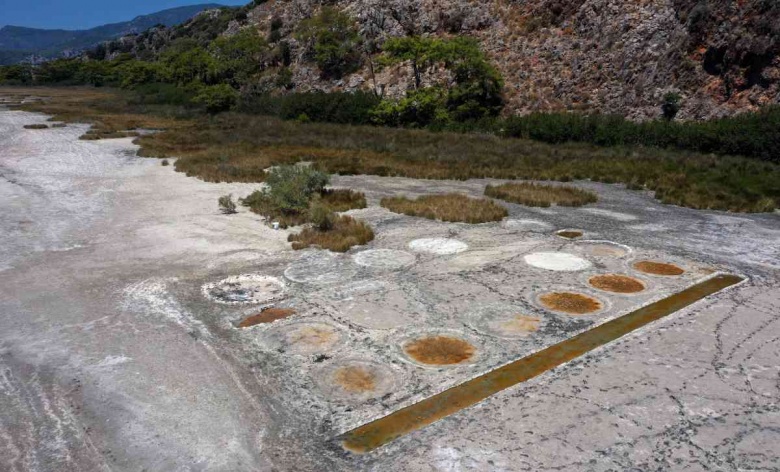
xmin=381 ymin=193 xmax=508 ymax=223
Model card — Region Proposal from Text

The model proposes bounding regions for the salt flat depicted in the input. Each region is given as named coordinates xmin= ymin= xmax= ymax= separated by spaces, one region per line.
xmin=1 ymin=106 xmax=779 ymax=471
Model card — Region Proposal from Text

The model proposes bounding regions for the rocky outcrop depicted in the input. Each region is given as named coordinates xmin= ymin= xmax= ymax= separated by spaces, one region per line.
xmin=116 ymin=0 xmax=780 ymax=120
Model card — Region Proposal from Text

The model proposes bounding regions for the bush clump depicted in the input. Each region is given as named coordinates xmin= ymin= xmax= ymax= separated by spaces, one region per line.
xmin=485 ymin=182 xmax=598 ymax=207
xmin=218 ymin=194 xmax=238 ymax=214
xmin=381 ymin=193 xmax=508 ymax=223
xmin=288 ymin=215 xmax=374 ymax=252
xmin=240 ymin=164 xmax=369 ymax=228
xmin=238 ymin=91 xmax=381 ymax=125
xmin=194 ymin=84 xmax=239 ymax=114
xmin=240 ymin=164 xmax=330 ymax=227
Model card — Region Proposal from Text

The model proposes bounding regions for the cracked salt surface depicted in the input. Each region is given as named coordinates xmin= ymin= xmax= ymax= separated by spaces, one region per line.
xmin=352 ymin=249 xmax=416 ymax=270
xmin=408 ymin=238 xmax=468 ymax=255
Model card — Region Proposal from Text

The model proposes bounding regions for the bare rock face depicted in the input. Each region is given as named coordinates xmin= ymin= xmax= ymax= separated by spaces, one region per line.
xmin=239 ymin=0 xmax=778 ymax=120
xmin=109 ymin=0 xmax=779 ymax=120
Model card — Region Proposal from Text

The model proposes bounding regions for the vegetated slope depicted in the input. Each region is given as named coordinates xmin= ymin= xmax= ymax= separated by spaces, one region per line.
xmin=0 ymin=4 xmax=225 ymax=64
xmin=104 ymin=0 xmax=777 ymax=120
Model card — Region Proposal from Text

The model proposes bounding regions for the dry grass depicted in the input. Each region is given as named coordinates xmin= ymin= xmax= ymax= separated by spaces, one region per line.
xmin=381 ymin=193 xmax=508 ymax=223
xmin=485 ymin=182 xmax=598 ymax=207
xmin=288 ymin=215 xmax=374 ymax=252
xmin=23 ymin=123 xmax=48 ymax=129
xmin=5 ymin=86 xmax=780 ymax=212
xmin=321 ymin=189 xmax=367 ymax=212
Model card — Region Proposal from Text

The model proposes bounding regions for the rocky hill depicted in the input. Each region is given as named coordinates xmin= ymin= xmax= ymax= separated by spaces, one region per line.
xmin=110 ymin=0 xmax=780 ymax=120
xmin=0 ymin=4 xmax=225 ymax=65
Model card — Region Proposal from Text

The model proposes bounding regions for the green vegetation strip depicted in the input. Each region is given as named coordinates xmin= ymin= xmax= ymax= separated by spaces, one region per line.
xmin=340 ymin=274 xmax=743 ymax=453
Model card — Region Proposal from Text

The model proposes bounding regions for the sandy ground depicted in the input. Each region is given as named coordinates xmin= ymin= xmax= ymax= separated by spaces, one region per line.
xmin=1 ymin=107 xmax=779 ymax=471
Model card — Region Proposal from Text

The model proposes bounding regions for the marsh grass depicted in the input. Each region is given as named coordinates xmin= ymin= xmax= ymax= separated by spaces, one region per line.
xmin=288 ymin=215 xmax=375 ymax=252
xmin=485 ymin=182 xmax=598 ymax=207
xmin=381 ymin=193 xmax=508 ymax=223
xmin=7 ymin=87 xmax=780 ymax=213
xmin=321 ymin=188 xmax=367 ymax=212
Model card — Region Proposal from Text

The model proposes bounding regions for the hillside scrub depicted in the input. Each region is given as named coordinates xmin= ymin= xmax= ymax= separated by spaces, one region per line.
xmin=485 ymin=182 xmax=598 ymax=207
xmin=381 ymin=194 xmax=509 ymax=223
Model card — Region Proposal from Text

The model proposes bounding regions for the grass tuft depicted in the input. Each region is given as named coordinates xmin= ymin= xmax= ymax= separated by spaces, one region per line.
xmin=381 ymin=193 xmax=508 ymax=223
xmin=321 ymin=188 xmax=368 ymax=212
xmin=485 ymin=182 xmax=598 ymax=207
xmin=288 ymin=215 xmax=374 ymax=252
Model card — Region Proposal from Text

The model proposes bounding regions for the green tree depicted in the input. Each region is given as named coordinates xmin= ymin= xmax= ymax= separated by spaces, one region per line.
xmin=381 ymin=36 xmax=438 ymax=89
xmin=378 ymin=36 xmax=504 ymax=125
xmin=208 ymin=28 xmax=267 ymax=86
xmin=296 ymin=7 xmax=362 ymax=78
xmin=160 ymin=40 xmax=214 ymax=85
xmin=117 ymin=60 xmax=163 ymax=89
xmin=662 ymin=92 xmax=682 ymax=121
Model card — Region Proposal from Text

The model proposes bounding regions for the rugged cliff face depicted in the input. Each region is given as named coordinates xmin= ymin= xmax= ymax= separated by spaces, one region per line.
xmin=116 ymin=0 xmax=780 ymax=120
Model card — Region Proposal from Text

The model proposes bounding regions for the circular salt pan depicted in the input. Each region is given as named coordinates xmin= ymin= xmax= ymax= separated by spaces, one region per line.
xmin=467 ymin=304 xmax=544 ymax=339
xmin=353 ymin=249 xmax=416 ymax=270
xmin=262 ymin=322 xmax=343 ymax=355
xmin=408 ymin=238 xmax=468 ymax=255
xmin=524 ymin=252 xmax=592 ymax=271
xmin=316 ymin=360 xmax=399 ymax=402
xmin=202 ymin=274 xmax=285 ymax=305
xmin=577 ymin=241 xmax=631 ymax=259
xmin=284 ymin=251 xmax=357 ymax=285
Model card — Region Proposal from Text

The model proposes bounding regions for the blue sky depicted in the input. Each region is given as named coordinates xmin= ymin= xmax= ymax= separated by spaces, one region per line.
xmin=0 ymin=0 xmax=248 ymax=30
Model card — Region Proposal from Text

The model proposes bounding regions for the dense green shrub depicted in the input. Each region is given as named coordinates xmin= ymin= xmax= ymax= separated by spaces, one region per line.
xmin=194 ymin=84 xmax=239 ymax=114
xmin=238 ymin=91 xmax=380 ymax=124
xmin=501 ymin=107 xmax=780 ymax=163
xmin=371 ymin=87 xmax=450 ymax=127
xmin=130 ymin=82 xmax=196 ymax=106
xmin=263 ymin=165 xmax=330 ymax=213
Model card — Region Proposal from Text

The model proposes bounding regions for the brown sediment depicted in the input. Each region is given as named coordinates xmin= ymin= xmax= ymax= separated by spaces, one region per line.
xmin=556 ymin=230 xmax=583 ymax=239
xmin=634 ymin=260 xmax=685 ymax=276
xmin=589 ymin=274 xmax=645 ymax=294
xmin=238 ymin=308 xmax=296 ymax=328
xmin=288 ymin=326 xmax=337 ymax=348
xmin=340 ymin=274 xmax=743 ymax=454
xmin=334 ymin=366 xmax=377 ymax=394
xmin=539 ymin=292 xmax=602 ymax=314
xmin=498 ymin=315 xmax=541 ymax=335
xmin=404 ymin=336 xmax=476 ymax=365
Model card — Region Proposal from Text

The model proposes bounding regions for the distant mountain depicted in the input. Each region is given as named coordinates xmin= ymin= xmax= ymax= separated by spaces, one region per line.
xmin=0 ymin=4 xmax=226 ymax=64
